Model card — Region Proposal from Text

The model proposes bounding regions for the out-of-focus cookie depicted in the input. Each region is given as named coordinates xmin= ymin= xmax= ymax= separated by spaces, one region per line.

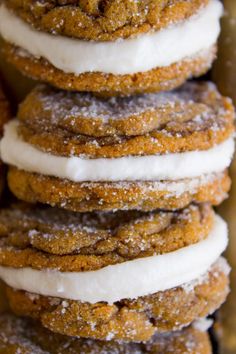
xmin=0 ymin=313 xmax=212 ymax=353
xmin=0 ymin=81 xmax=11 ymax=133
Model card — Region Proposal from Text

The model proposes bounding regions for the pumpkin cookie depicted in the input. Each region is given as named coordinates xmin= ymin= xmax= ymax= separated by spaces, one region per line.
xmin=5 ymin=0 xmax=209 ymax=41
xmin=6 ymin=169 xmax=233 ymax=212
xmin=0 ymin=209 xmax=230 ymax=341
xmin=0 ymin=203 xmax=214 ymax=268
xmin=18 ymin=81 xmax=235 ymax=138
xmin=4 ymin=258 xmax=230 ymax=342
xmin=0 ymin=314 xmax=212 ymax=354
xmin=1 ymin=82 xmax=234 ymax=212
xmin=0 ymin=1 xmax=223 ymax=95
xmin=1 ymin=43 xmax=217 ymax=96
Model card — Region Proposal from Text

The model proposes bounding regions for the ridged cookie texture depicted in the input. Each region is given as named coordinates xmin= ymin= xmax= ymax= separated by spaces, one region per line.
xmin=4 ymin=0 xmax=209 ymax=41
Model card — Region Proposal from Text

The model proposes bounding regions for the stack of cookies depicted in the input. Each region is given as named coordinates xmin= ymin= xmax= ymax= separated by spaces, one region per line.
xmin=0 ymin=0 xmax=235 ymax=353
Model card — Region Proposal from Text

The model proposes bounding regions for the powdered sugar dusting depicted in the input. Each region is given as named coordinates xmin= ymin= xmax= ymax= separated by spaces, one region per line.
xmin=36 ymin=86 xmax=183 ymax=123
xmin=30 ymin=81 xmax=225 ymax=126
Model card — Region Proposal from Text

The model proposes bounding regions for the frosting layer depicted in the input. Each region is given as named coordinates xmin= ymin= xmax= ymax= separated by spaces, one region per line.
xmin=0 ymin=0 xmax=222 ymax=75
xmin=1 ymin=120 xmax=234 ymax=182
xmin=0 ymin=215 xmax=228 ymax=303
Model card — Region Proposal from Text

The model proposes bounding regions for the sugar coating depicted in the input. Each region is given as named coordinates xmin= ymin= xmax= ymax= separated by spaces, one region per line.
xmin=4 ymin=0 xmax=209 ymax=41
xmin=5 ymin=258 xmax=229 ymax=342
xmin=1 ymin=120 xmax=234 ymax=182
xmin=17 ymin=79 xmax=235 ymax=139
xmin=0 ymin=1 xmax=223 ymax=75
xmin=0 ymin=215 xmax=228 ymax=303
xmin=0 ymin=204 xmax=213 ymax=268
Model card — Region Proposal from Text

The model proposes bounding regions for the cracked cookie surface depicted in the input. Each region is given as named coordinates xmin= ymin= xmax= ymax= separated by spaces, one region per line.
xmin=0 ymin=203 xmax=213 ymax=270
xmin=17 ymin=81 xmax=235 ymax=156
xmin=4 ymin=0 xmax=209 ymax=41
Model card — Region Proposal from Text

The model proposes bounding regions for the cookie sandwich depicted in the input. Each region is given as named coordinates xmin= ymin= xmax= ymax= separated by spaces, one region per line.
xmin=1 ymin=82 xmax=234 ymax=212
xmin=0 ymin=0 xmax=223 ymax=95
xmin=0 ymin=203 xmax=230 ymax=342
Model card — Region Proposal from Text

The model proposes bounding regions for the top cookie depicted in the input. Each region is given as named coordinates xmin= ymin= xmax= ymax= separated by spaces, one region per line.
xmin=17 ymin=82 xmax=235 ymax=152
xmin=5 ymin=0 xmax=209 ymax=41
xmin=0 ymin=0 xmax=222 ymax=95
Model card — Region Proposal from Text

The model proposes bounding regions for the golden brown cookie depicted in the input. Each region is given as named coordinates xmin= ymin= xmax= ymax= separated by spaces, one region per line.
xmin=0 ymin=314 xmax=212 ymax=354
xmin=5 ymin=259 xmax=229 ymax=342
xmin=0 ymin=0 xmax=222 ymax=95
xmin=7 ymin=168 xmax=231 ymax=212
xmin=5 ymin=0 xmax=209 ymax=41
xmin=0 ymin=203 xmax=213 ymax=270
xmin=0 ymin=200 xmax=228 ymax=342
xmin=3 ymin=43 xmax=216 ymax=96
xmin=3 ymin=81 xmax=234 ymax=212
xmin=17 ymin=81 xmax=235 ymax=155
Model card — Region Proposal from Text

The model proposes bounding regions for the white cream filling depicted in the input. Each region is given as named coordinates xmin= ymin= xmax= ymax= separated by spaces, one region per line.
xmin=0 ymin=0 xmax=222 ymax=75
xmin=193 ymin=318 xmax=214 ymax=332
xmin=0 ymin=120 xmax=234 ymax=182
xmin=0 ymin=215 xmax=228 ymax=303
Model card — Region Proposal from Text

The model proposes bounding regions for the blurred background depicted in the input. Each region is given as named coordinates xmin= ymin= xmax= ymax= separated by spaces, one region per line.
xmin=0 ymin=1 xmax=235 ymax=353
xmin=213 ymin=1 xmax=236 ymax=353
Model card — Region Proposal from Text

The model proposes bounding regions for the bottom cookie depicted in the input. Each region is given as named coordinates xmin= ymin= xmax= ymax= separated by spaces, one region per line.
xmin=0 ymin=313 xmax=212 ymax=353
xmin=8 ymin=168 xmax=231 ymax=212
xmin=3 ymin=42 xmax=216 ymax=96
xmin=5 ymin=258 xmax=229 ymax=342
